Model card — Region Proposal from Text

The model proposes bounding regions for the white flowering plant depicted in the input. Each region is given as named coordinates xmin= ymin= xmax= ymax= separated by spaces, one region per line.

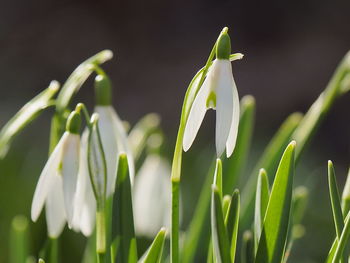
xmin=1 ymin=27 xmax=350 ymax=263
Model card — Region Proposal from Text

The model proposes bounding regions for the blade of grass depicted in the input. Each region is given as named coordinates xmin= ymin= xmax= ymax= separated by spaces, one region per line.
xmin=342 ymin=167 xmax=350 ymax=216
xmin=254 ymin=169 xmax=270 ymax=252
xmin=241 ymin=231 xmax=254 ymax=263
xmin=332 ymin=212 xmax=350 ymax=263
xmin=255 ymin=141 xmax=296 ymax=263
xmin=139 ymin=228 xmax=167 ymax=263
xmin=0 ymin=81 xmax=59 ymax=158
xmin=112 ymin=154 xmax=137 ymax=263
xmin=240 ymin=113 xmax=302 ymax=229
xmin=225 ymin=190 xmax=240 ymax=262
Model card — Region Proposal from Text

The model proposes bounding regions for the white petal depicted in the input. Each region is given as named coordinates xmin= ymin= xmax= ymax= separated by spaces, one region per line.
xmin=31 ymin=133 xmax=67 ymax=221
xmin=133 ymin=155 xmax=171 ymax=237
xmin=226 ymin=76 xmax=240 ymax=157
xmin=72 ymin=130 xmax=96 ymax=236
xmin=215 ymin=60 xmax=234 ymax=157
xmin=95 ymin=106 xmax=135 ymax=195
xmin=46 ymin=174 xmax=66 ymax=238
xmin=62 ymin=133 xmax=80 ymax=226
xmin=183 ymin=73 xmax=211 ymax=152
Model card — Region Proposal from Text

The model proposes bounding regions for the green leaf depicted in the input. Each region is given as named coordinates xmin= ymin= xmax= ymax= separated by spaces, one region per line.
xmin=240 ymin=113 xmax=302 ymax=229
xmin=112 ymin=154 xmax=138 ymax=263
xmin=56 ymin=50 xmax=113 ymax=112
xmin=328 ymin=161 xmax=344 ymax=239
xmin=10 ymin=215 xmax=29 ymax=263
xmin=255 ymin=141 xmax=296 ymax=263
xmin=241 ymin=231 xmax=254 ymax=263
xmin=0 ymin=81 xmax=59 ymax=158
xmin=139 ymin=228 xmax=167 ymax=263
xmin=332 ymin=212 xmax=350 ymax=263
xmin=128 ymin=113 xmax=161 ymax=162
xmin=211 ymin=159 xmax=231 ymax=263
xmin=254 ymin=169 xmax=270 ymax=252
xmin=223 ymin=95 xmax=255 ymax=194
xmin=292 ymin=51 xmax=350 ymax=161
xmin=225 ymin=190 xmax=240 ymax=262
xmin=341 ymin=167 xmax=350 ymax=216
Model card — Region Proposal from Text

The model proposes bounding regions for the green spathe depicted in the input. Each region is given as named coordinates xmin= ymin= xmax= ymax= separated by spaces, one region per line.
xmin=66 ymin=111 xmax=81 ymax=134
xmin=216 ymin=29 xmax=231 ymax=60
xmin=95 ymin=74 xmax=112 ymax=106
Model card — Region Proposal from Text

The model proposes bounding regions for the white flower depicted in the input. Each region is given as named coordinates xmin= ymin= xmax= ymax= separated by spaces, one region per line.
xmin=133 ymin=154 xmax=171 ymax=237
xmin=183 ymin=31 xmax=240 ymax=157
xmin=31 ymin=131 xmax=80 ymax=238
xmin=72 ymin=130 xmax=96 ymax=236
xmin=95 ymin=105 xmax=135 ymax=196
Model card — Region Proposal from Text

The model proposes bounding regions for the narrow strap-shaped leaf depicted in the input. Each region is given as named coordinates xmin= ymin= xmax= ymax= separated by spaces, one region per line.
xmin=10 ymin=215 xmax=29 ymax=263
xmin=56 ymin=50 xmax=113 ymax=112
xmin=0 ymin=81 xmax=59 ymax=158
xmin=223 ymin=95 xmax=255 ymax=194
xmin=241 ymin=231 xmax=254 ymax=263
xmin=342 ymin=167 xmax=350 ymax=216
xmin=240 ymin=113 xmax=301 ymax=229
xmin=328 ymin=161 xmax=344 ymax=238
xmin=254 ymin=169 xmax=269 ymax=252
xmin=283 ymin=186 xmax=308 ymax=263
xmin=112 ymin=154 xmax=138 ymax=263
xmin=139 ymin=228 xmax=167 ymax=263
xmin=332 ymin=212 xmax=350 ymax=263
xmin=292 ymin=51 xmax=350 ymax=161
xmin=255 ymin=141 xmax=296 ymax=263
xmin=211 ymin=185 xmax=231 ymax=263
xmin=224 ymin=190 xmax=240 ymax=262
xmin=211 ymin=159 xmax=231 ymax=263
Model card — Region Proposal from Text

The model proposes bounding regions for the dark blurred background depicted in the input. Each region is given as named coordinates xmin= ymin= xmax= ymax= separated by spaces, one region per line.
xmin=0 ymin=0 xmax=349 ymax=262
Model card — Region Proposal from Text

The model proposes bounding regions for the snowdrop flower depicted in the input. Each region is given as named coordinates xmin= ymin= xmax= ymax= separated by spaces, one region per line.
xmin=94 ymin=74 xmax=135 ymax=196
xmin=31 ymin=110 xmax=81 ymax=238
xmin=133 ymin=153 xmax=171 ymax=237
xmin=72 ymin=130 xmax=96 ymax=236
xmin=183 ymin=29 xmax=240 ymax=157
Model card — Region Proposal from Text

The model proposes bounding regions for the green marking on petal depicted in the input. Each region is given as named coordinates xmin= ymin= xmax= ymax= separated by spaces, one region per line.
xmin=206 ymin=91 xmax=217 ymax=109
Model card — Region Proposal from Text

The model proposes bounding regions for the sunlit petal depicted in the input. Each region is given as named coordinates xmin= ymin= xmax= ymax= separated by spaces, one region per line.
xmin=215 ymin=60 xmax=234 ymax=157
xmin=45 ymin=173 xmax=66 ymax=238
xmin=183 ymin=73 xmax=211 ymax=152
xmin=62 ymin=133 xmax=80 ymax=226
xmin=31 ymin=133 xmax=67 ymax=222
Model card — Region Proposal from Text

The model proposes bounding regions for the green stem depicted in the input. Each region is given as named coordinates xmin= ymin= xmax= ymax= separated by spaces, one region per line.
xmin=49 ymin=238 xmax=58 ymax=263
xmin=171 ymin=179 xmax=180 ymax=263
xmin=96 ymin=207 xmax=106 ymax=255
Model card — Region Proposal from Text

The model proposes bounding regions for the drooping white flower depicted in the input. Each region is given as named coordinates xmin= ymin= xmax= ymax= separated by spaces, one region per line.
xmin=183 ymin=30 xmax=240 ymax=158
xmin=133 ymin=154 xmax=171 ymax=237
xmin=31 ymin=111 xmax=81 ymax=238
xmin=72 ymin=130 xmax=96 ymax=236
xmin=94 ymin=75 xmax=135 ymax=196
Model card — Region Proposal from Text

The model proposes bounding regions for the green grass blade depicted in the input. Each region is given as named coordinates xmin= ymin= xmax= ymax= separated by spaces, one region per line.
xmin=224 ymin=190 xmax=240 ymax=262
xmin=332 ymin=212 xmax=350 ymax=263
xmin=0 ymin=81 xmax=59 ymax=158
xmin=223 ymin=95 xmax=255 ymax=194
xmin=10 ymin=215 xmax=29 ymax=263
xmin=342 ymin=167 xmax=350 ymax=216
xmin=139 ymin=228 xmax=167 ymax=263
xmin=241 ymin=231 xmax=254 ymax=263
xmin=292 ymin=51 xmax=350 ymax=162
xmin=211 ymin=159 xmax=231 ymax=263
xmin=328 ymin=161 xmax=344 ymax=239
xmin=240 ymin=113 xmax=302 ymax=229
xmin=254 ymin=169 xmax=270 ymax=252
xmin=255 ymin=141 xmax=296 ymax=263
xmin=112 ymin=154 xmax=138 ymax=263
xmin=56 ymin=50 xmax=113 ymax=112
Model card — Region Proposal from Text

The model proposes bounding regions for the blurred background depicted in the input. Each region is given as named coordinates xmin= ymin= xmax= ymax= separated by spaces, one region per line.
xmin=0 ymin=0 xmax=349 ymax=262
